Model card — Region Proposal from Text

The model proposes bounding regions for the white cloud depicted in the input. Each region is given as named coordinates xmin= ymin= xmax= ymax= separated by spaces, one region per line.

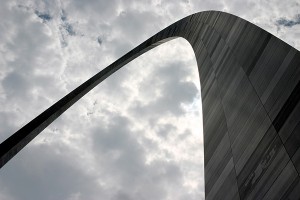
xmin=0 ymin=0 xmax=299 ymax=200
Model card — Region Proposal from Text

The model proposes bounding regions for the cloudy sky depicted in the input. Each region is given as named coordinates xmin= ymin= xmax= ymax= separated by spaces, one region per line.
xmin=0 ymin=0 xmax=300 ymax=200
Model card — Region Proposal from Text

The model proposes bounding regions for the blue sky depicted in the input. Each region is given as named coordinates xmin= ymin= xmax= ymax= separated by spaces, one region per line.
xmin=0 ymin=0 xmax=299 ymax=200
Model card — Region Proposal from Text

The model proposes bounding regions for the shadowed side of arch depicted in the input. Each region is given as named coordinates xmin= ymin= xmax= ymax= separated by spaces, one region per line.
xmin=1 ymin=11 xmax=300 ymax=200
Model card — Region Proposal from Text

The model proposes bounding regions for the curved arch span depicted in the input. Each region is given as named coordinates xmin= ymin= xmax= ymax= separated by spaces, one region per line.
xmin=1 ymin=11 xmax=300 ymax=199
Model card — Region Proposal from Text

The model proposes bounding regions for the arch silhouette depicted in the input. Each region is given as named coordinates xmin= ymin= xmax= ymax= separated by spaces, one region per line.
xmin=1 ymin=11 xmax=300 ymax=199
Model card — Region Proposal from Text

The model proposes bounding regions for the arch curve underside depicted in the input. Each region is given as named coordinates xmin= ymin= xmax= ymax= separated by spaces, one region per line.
xmin=1 ymin=11 xmax=300 ymax=200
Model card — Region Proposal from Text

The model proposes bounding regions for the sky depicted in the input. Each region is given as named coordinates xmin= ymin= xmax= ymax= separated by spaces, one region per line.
xmin=0 ymin=0 xmax=300 ymax=200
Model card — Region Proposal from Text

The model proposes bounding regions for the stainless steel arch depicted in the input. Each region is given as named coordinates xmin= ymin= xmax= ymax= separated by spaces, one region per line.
xmin=1 ymin=11 xmax=300 ymax=199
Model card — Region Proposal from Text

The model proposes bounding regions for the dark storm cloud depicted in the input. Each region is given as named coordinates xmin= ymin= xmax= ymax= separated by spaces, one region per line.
xmin=276 ymin=14 xmax=300 ymax=27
